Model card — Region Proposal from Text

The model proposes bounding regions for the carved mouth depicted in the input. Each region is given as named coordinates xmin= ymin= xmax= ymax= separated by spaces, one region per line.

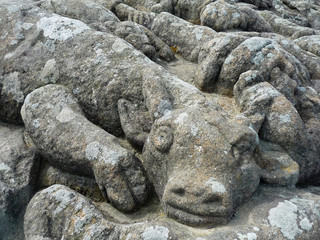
xmin=164 ymin=204 xmax=232 ymax=227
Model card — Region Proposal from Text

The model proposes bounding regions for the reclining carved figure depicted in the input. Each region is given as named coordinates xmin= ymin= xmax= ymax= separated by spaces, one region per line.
xmin=1 ymin=1 xmax=320 ymax=238
xmin=1 ymin=0 xmax=262 ymax=229
xmin=151 ymin=12 xmax=320 ymax=186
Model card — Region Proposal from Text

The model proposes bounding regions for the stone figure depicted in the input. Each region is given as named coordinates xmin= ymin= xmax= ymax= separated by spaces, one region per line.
xmin=1 ymin=0 xmax=320 ymax=239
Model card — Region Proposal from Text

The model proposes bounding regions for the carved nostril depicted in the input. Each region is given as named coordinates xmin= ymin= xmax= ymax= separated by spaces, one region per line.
xmin=171 ymin=187 xmax=186 ymax=197
xmin=202 ymin=194 xmax=223 ymax=204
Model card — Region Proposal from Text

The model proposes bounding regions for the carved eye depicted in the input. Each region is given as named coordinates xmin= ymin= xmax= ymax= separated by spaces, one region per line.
xmin=152 ymin=126 xmax=173 ymax=152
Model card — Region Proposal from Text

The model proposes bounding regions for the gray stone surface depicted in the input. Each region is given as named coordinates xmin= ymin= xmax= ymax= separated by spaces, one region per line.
xmin=151 ymin=12 xmax=216 ymax=62
xmin=21 ymin=84 xmax=150 ymax=212
xmin=0 ymin=0 xmax=320 ymax=239
xmin=0 ymin=123 xmax=39 ymax=240
xmin=24 ymin=184 xmax=320 ymax=240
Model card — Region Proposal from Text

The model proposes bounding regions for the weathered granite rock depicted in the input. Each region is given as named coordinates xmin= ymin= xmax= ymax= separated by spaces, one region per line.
xmin=142 ymin=101 xmax=261 ymax=226
xmin=38 ymin=0 xmax=120 ymax=24
xmin=262 ymin=34 xmax=320 ymax=80
xmin=152 ymin=12 xmax=216 ymax=62
xmin=294 ymin=35 xmax=320 ymax=57
xmin=200 ymin=0 xmax=248 ymax=31
xmin=21 ymin=84 xmax=150 ymax=211
xmin=172 ymin=0 xmax=211 ymax=23
xmin=195 ymin=33 xmax=249 ymax=92
xmin=38 ymin=162 xmax=104 ymax=202
xmin=1 ymin=0 xmax=261 ymax=227
xmin=1 ymin=0 xmax=320 ymax=238
xmin=239 ymin=0 xmax=273 ymax=9
xmin=24 ymin=184 xmax=320 ymax=240
xmin=0 ymin=123 xmax=39 ymax=240
xmin=259 ymin=10 xmax=317 ymax=38
xmin=37 ymin=0 xmax=175 ymax=61
xmin=218 ymin=37 xmax=310 ymax=95
xmin=273 ymin=0 xmax=320 ymax=30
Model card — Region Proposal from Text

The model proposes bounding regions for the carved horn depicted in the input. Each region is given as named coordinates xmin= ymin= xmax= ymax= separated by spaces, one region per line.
xmin=142 ymin=68 xmax=173 ymax=121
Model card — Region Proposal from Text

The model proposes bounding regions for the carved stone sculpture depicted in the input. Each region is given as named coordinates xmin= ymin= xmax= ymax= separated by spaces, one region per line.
xmin=1 ymin=0 xmax=320 ymax=239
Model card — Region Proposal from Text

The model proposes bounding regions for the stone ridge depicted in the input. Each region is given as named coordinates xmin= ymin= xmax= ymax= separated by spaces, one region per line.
xmin=0 ymin=0 xmax=319 ymax=239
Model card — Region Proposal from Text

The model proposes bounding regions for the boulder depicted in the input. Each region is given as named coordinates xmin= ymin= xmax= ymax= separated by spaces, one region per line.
xmin=152 ymin=12 xmax=216 ymax=62
xmin=0 ymin=123 xmax=39 ymax=240
xmin=21 ymin=84 xmax=150 ymax=212
xmin=24 ymin=184 xmax=320 ymax=240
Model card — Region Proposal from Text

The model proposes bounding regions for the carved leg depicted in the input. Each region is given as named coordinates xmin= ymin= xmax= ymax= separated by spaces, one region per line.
xmin=24 ymin=184 xmax=119 ymax=240
xmin=21 ymin=84 xmax=149 ymax=211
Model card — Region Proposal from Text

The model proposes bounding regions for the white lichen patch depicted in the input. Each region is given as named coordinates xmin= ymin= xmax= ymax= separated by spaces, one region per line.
xmin=236 ymin=232 xmax=257 ymax=240
xmin=40 ymin=59 xmax=59 ymax=84
xmin=112 ymin=39 xmax=130 ymax=53
xmin=93 ymin=48 xmax=108 ymax=65
xmin=174 ymin=112 xmax=188 ymax=125
xmin=56 ymin=108 xmax=77 ymax=123
xmin=85 ymin=142 xmax=123 ymax=165
xmin=73 ymin=206 xmax=96 ymax=234
xmin=6 ymin=4 xmax=21 ymax=14
xmin=224 ymin=54 xmax=235 ymax=65
xmin=300 ymin=217 xmax=313 ymax=231
xmin=156 ymin=100 xmax=172 ymax=118
xmin=158 ymin=111 xmax=173 ymax=123
xmin=31 ymin=103 xmax=39 ymax=110
xmin=52 ymin=187 xmax=76 ymax=216
xmin=205 ymin=177 xmax=226 ymax=194
xmin=195 ymin=28 xmax=203 ymax=41
xmin=242 ymin=37 xmax=272 ymax=52
xmin=0 ymin=163 xmax=11 ymax=172
xmin=1 ymin=72 xmax=24 ymax=103
xmin=142 ymin=226 xmax=169 ymax=240
xmin=278 ymin=114 xmax=291 ymax=123
xmin=32 ymin=119 xmax=41 ymax=129
xmin=251 ymin=52 xmax=265 ymax=65
xmin=253 ymin=227 xmax=260 ymax=232
xmin=37 ymin=15 xmax=90 ymax=41
xmin=21 ymin=22 xmax=34 ymax=30
xmin=191 ymin=125 xmax=199 ymax=136
xmin=268 ymin=200 xmax=302 ymax=240
xmin=4 ymin=52 xmax=15 ymax=60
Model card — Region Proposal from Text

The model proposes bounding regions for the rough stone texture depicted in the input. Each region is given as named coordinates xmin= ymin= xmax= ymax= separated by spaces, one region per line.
xmin=0 ymin=0 xmax=320 ymax=239
xmin=200 ymin=0 xmax=248 ymax=31
xmin=21 ymin=84 xmax=149 ymax=212
xmin=233 ymin=70 xmax=320 ymax=185
xmin=142 ymin=103 xmax=261 ymax=226
xmin=151 ymin=12 xmax=216 ymax=62
xmin=259 ymin=10 xmax=317 ymax=38
xmin=38 ymin=162 xmax=105 ymax=202
xmin=294 ymin=35 xmax=320 ymax=57
xmin=24 ymin=184 xmax=320 ymax=240
xmin=37 ymin=0 xmax=175 ymax=61
xmin=38 ymin=0 xmax=120 ymax=24
xmin=0 ymin=123 xmax=39 ymax=240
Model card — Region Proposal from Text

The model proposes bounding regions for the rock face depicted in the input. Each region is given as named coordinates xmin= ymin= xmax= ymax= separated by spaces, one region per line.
xmin=24 ymin=184 xmax=320 ymax=240
xmin=0 ymin=123 xmax=39 ymax=240
xmin=0 ymin=0 xmax=320 ymax=239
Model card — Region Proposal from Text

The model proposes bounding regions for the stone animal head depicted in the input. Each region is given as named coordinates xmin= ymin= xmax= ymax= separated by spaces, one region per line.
xmin=139 ymin=83 xmax=261 ymax=226
xmin=116 ymin=69 xmax=261 ymax=226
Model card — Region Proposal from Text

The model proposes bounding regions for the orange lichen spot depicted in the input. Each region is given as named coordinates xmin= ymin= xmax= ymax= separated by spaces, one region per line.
xmin=188 ymin=19 xmax=201 ymax=25
xmin=78 ymin=210 xmax=85 ymax=218
xmin=281 ymin=163 xmax=299 ymax=173
xmin=170 ymin=46 xmax=179 ymax=54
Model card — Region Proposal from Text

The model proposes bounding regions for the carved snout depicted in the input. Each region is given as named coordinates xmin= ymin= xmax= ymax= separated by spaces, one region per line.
xmin=162 ymin=172 xmax=233 ymax=226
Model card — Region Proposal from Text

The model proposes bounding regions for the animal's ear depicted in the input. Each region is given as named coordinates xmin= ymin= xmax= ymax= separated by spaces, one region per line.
xmin=118 ymin=99 xmax=153 ymax=149
xmin=142 ymin=68 xmax=173 ymax=121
